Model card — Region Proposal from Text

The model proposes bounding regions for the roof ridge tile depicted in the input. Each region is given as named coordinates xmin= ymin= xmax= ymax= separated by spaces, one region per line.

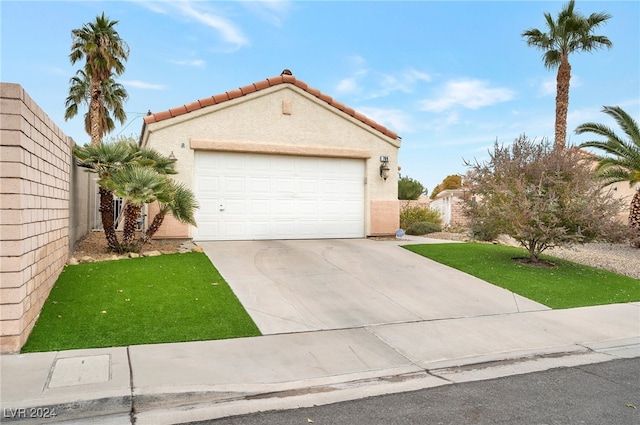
xmin=144 ymin=73 xmax=398 ymax=139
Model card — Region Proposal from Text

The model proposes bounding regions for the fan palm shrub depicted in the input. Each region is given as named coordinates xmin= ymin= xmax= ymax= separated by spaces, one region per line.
xmin=576 ymin=106 xmax=640 ymax=247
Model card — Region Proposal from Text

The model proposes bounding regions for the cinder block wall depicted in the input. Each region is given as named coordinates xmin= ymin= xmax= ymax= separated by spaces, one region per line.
xmin=370 ymin=200 xmax=400 ymax=236
xmin=0 ymin=83 xmax=73 ymax=353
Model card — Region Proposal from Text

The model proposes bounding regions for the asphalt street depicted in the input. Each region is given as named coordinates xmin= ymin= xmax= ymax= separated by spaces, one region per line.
xmin=182 ymin=358 xmax=640 ymax=425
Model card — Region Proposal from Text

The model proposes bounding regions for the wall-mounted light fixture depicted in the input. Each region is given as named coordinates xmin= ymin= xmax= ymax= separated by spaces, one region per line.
xmin=168 ymin=151 xmax=177 ymax=162
xmin=379 ymin=155 xmax=390 ymax=181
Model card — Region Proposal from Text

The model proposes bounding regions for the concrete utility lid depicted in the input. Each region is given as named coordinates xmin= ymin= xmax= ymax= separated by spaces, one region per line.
xmin=48 ymin=355 xmax=111 ymax=388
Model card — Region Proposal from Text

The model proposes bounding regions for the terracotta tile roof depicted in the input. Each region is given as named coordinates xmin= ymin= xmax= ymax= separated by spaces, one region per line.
xmin=143 ymin=71 xmax=399 ymax=140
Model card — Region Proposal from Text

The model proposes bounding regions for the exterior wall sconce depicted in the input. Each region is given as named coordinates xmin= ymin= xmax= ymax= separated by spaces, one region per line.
xmin=379 ymin=155 xmax=390 ymax=180
xmin=168 ymin=151 xmax=177 ymax=162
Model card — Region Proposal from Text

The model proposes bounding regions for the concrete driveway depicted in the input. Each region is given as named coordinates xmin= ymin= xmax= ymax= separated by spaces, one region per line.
xmin=199 ymin=238 xmax=548 ymax=334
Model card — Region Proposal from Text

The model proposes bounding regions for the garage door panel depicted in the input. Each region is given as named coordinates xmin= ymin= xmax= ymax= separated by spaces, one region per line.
xmin=273 ymin=199 xmax=295 ymax=215
xmin=298 ymin=199 xmax=319 ymax=214
xmin=248 ymin=221 xmax=271 ymax=238
xmin=273 ymin=178 xmax=295 ymax=193
xmin=194 ymin=152 xmax=364 ymax=240
xmin=249 ymin=199 xmax=271 ymax=215
xmin=248 ymin=177 xmax=270 ymax=193
xmin=223 ymin=199 xmax=246 ymax=215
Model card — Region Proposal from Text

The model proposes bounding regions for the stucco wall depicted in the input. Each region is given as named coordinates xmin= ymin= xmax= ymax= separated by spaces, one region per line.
xmin=606 ymin=181 xmax=637 ymax=223
xmin=0 ymin=83 xmax=74 ymax=353
xmin=141 ymin=84 xmax=401 ymax=237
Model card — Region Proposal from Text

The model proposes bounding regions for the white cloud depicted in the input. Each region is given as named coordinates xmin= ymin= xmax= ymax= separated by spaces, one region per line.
xmin=337 ymin=56 xmax=432 ymax=100
xmin=420 ymin=79 xmax=515 ymax=112
xmin=357 ymin=106 xmax=413 ymax=133
xmin=122 ymin=80 xmax=165 ymax=90
xmin=134 ymin=0 xmax=249 ymax=49
xmin=178 ymin=2 xmax=248 ymax=47
xmin=336 ymin=78 xmax=359 ymax=95
xmin=241 ymin=0 xmax=292 ymax=27
xmin=370 ymin=68 xmax=433 ymax=98
xmin=540 ymin=78 xmax=556 ymax=97
xmin=169 ymin=59 xmax=206 ymax=67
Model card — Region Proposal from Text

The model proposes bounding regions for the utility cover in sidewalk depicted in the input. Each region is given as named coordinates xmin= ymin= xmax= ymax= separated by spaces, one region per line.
xmin=48 ymin=355 xmax=110 ymax=388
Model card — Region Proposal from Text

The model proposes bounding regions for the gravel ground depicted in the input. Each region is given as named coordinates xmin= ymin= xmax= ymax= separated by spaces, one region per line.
xmin=71 ymin=231 xmax=186 ymax=262
xmin=547 ymin=243 xmax=640 ymax=280
xmin=427 ymin=232 xmax=639 ymax=280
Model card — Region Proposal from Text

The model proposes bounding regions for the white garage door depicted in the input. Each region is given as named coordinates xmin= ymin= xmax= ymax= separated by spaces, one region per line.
xmin=193 ymin=152 xmax=365 ymax=241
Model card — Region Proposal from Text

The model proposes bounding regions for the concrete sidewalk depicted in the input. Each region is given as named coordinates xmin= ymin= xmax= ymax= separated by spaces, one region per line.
xmin=1 ymin=305 xmax=638 ymax=425
xmin=1 ymin=239 xmax=639 ymax=424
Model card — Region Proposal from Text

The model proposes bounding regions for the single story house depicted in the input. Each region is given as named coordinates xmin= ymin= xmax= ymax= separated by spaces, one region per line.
xmin=139 ymin=70 xmax=401 ymax=241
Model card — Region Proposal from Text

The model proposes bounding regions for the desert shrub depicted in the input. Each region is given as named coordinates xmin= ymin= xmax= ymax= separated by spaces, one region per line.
xmin=406 ymin=221 xmax=442 ymax=235
xmin=469 ymin=221 xmax=501 ymax=242
xmin=464 ymin=135 xmax=625 ymax=261
xmin=400 ymin=205 xmax=442 ymax=229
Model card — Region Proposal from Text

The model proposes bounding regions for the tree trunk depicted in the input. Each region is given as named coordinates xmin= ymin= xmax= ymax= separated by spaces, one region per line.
xmin=629 ymin=189 xmax=640 ymax=248
xmin=528 ymin=241 xmax=539 ymax=262
xmin=99 ymin=187 xmax=121 ymax=252
xmin=122 ymin=203 xmax=141 ymax=250
xmin=90 ymin=81 xmax=102 ymax=146
xmin=554 ymin=56 xmax=571 ymax=150
xmin=139 ymin=211 xmax=166 ymax=246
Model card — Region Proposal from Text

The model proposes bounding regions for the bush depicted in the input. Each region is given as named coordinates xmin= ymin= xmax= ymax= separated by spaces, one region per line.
xmin=469 ymin=219 xmax=501 ymax=241
xmin=400 ymin=205 xmax=442 ymax=229
xmin=398 ymin=176 xmax=425 ymax=200
xmin=463 ymin=135 xmax=626 ymax=260
xmin=406 ymin=221 xmax=442 ymax=235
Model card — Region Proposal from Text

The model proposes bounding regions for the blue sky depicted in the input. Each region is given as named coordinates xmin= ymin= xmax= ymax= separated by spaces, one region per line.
xmin=2 ymin=1 xmax=638 ymax=193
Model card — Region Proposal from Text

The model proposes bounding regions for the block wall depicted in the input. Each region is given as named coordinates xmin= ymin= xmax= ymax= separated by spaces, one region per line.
xmin=370 ymin=200 xmax=400 ymax=236
xmin=0 ymin=83 xmax=73 ymax=353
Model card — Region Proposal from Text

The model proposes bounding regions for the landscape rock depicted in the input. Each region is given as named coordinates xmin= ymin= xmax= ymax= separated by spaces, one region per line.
xmin=494 ymin=234 xmax=521 ymax=248
xmin=80 ymin=256 xmax=95 ymax=263
xmin=129 ymin=253 xmax=140 ymax=258
xmin=143 ymin=250 xmax=162 ymax=257
xmin=192 ymin=246 xmax=204 ymax=253
xmin=67 ymin=258 xmax=79 ymax=266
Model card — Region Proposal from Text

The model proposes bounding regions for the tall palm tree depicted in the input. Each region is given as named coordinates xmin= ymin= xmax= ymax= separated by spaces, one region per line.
xmin=68 ymin=12 xmax=129 ymax=145
xmin=64 ymin=69 xmax=128 ymax=141
xmin=576 ymin=106 xmax=640 ymax=247
xmin=73 ymin=141 xmax=140 ymax=252
xmin=140 ymin=181 xmax=199 ymax=246
xmin=522 ymin=0 xmax=612 ymax=150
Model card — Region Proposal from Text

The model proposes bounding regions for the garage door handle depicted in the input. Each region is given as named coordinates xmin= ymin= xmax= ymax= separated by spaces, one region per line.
xmin=219 ymin=205 xmax=225 ymax=211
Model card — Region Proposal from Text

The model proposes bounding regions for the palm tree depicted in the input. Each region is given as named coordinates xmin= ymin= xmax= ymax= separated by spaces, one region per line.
xmin=140 ymin=182 xmax=199 ymax=246
xmin=68 ymin=12 xmax=129 ymax=145
xmin=73 ymin=141 xmax=140 ymax=252
xmin=522 ymin=0 xmax=612 ymax=150
xmin=112 ymin=142 xmax=178 ymax=228
xmin=576 ymin=106 xmax=640 ymax=247
xmin=106 ymin=167 xmax=171 ymax=251
xmin=65 ymin=69 xmax=128 ymax=141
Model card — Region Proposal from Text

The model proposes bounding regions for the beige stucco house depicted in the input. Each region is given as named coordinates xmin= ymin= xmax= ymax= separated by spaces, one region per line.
xmin=139 ymin=70 xmax=401 ymax=241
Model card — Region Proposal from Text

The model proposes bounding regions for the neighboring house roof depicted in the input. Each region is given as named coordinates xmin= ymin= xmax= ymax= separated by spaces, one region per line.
xmin=434 ymin=189 xmax=467 ymax=199
xmin=143 ymin=70 xmax=399 ymax=140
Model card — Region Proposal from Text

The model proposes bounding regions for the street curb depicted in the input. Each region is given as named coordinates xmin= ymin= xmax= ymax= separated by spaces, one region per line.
xmin=133 ymin=348 xmax=636 ymax=425
xmin=4 ymin=346 xmax=637 ymax=425
xmin=0 ymin=396 xmax=131 ymax=425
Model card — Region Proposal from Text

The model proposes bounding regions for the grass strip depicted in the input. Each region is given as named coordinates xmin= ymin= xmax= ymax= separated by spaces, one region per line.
xmin=22 ymin=252 xmax=261 ymax=352
xmin=403 ymin=243 xmax=639 ymax=309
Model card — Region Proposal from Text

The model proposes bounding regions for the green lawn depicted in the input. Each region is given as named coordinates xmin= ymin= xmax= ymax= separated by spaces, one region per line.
xmin=22 ymin=252 xmax=261 ymax=353
xmin=404 ymin=243 xmax=640 ymax=309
